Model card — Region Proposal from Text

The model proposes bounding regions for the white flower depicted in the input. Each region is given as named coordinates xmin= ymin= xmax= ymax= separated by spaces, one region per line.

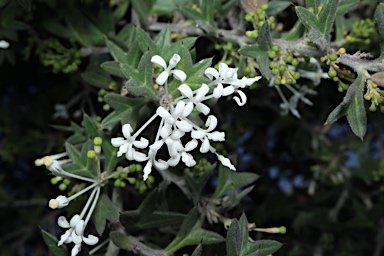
xmin=178 ymin=83 xmax=210 ymax=115
xmin=0 ymin=40 xmax=9 ymax=49
xmin=216 ymin=153 xmax=236 ymax=171
xmin=191 ymin=115 xmax=225 ymax=153
xmin=56 ymin=186 xmax=100 ymax=256
xmin=111 ymin=124 xmax=149 ymax=162
xmin=151 ymin=54 xmax=187 ymax=85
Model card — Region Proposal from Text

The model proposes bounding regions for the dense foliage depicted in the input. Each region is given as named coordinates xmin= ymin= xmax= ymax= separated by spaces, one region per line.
xmin=2 ymin=0 xmax=384 ymax=255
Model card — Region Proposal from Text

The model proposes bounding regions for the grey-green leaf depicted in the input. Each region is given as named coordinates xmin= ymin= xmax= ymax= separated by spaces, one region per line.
xmin=226 ymin=219 xmax=241 ymax=256
xmin=346 ymin=82 xmax=367 ymax=140
xmin=374 ymin=3 xmax=384 ymax=56
xmin=41 ymin=229 xmax=68 ymax=256
xmin=242 ymin=240 xmax=283 ymax=256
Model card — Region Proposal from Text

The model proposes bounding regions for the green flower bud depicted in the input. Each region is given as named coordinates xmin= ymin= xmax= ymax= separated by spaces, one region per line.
xmin=369 ymin=102 xmax=377 ymax=112
xmin=274 ymin=77 xmax=281 ymax=85
xmin=120 ymin=173 xmax=128 ymax=179
xmin=293 ymin=72 xmax=301 ymax=80
xmin=328 ymin=53 xmax=338 ymax=62
xmin=128 ymin=164 xmax=136 ymax=172
xmin=328 ymin=69 xmax=337 ymax=78
xmin=94 ymin=137 xmax=103 ymax=146
xmin=63 ymin=179 xmax=71 ymax=185
xmin=256 ymin=8 xmax=263 ymax=15
xmin=269 ymin=61 xmax=278 ymax=69
xmin=272 ymin=68 xmax=279 ymax=75
xmin=59 ymin=183 xmax=67 ymax=191
xmin=135 ymin=164 xmax=143 ymax=172
xmin=284 ymin=55 xmax=293 ymax=63
xmin=261 ymin=3 xmax=268 ymax=11
xmin=268 ymin=51 xmax=276 ymax=59
xmin=128 ymin=177 xmax=136 ymax=184
xmin=271 ymin=45 xmax=280 ymax=53
xmin=51 ymin=177 xmax=62 ymax=185
xmin=116 ymin=166 xmax=124 ymax=172
xmin=114 ymin=179 xmax=121 ymax=187
xmin=87 ymin=150 xmax=96 ymax=159
xmin=103 ymin=104 xmax=110 ymax=111
xmin=278 ymin=65 xmax=286 ymax=72
xmin=291 ymin=58 xmax=299 ymax=66
xmin=120 ymin=181 xmax=126 ymax=188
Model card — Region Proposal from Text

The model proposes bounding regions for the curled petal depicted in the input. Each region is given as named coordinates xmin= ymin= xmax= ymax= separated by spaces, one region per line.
xmin=208 ymin=131 xmax=225 ymax=141
xmin=225 ymin=67 xmax=238 ymax=79
xmin=181 ymin=152 xmax=196 ymax=167
xmin=156 ymin=71 xmax=169 ymax=85
xmin=58 ymin=230 xmax=72 ymax=246
xmin=156 ymin=106 xmax=171 ymax=119
xmin=233 ymin=90 xmax=247 ymax=106
xmin=205 ymin=115 xmax=218 ymax=131
xmin=185 ymin=139 xmax=198 ymax=151
xmin=168 ymin=155 xmax=181 ymax=166
xmin=83 ymin=234 xmax=99 ymax=245
xmin=245 ymin=76 xmax=261 ymax=86
xmin=143 ymin=161 xmax=153 ymax=181
xmin=160 ymin=123 xmax=172 ymax=138
xmin=57 ymin=216 xmax=70 ymax=228
xmin=182 ymin=102 xmax=193 ymax=117
xmin=195 ymin=103 xmax=210 ymax=115
xmin=176 ymin=120 xmax=193 ymax=132
xmin=191 ymin=130 xmax=206 ymax=139
xmin=75 ymin=220 xmax=85 ymax=236
xmin=213 ymin=83 xmax=224 ymax=98
xmin=174 ymin=101 xmax=186 ymax=117
xmin=151 ymin=55 xmax=167 ymax=69
xmin=116 ymin=143 xmax=129 ymax=157
xmin=195 ymin=84 xmax=209 ymax=101
xmin=71 ymin=231 xmax=82 ymax=244
xmin=223 ymin=86 xmax=235 ymax=96
xmin=71 ymin=243 xmax=81 ymax=256
xmin=169 ymin=54 xmax=181 ymax=68
xmin=205 ymin=67 xmax=219 ymax=80
xmin=70 ymin=214 xmax=81 ymax=227
xmin=122 ymin=124 xmax=133 ymax=139
xmin=171 ymin=69 xmax=187 ymax=82
xmin=171 ymin=129 xmax=185 ymax=140
xmin=133 ymin=137 xmax=149 ymax=148
xmin=150 ymin=140 xmax=164 ymax=152
xmin=200 ymin=137 xmax=210 ymax=153
xmin=178 ymin=84 xmax=193 ymax=98
xmin=133 ymin=151 xmax=148 ymax=162
xmin=218 ymin=63 xmax=229 ymax=77
xmin=111 ymin=137 xmax=126 ymax=147
xmin=154 ymin=159 xmax=168 ymax=170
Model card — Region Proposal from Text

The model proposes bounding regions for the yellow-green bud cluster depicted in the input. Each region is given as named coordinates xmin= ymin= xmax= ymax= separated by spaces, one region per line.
xmin=345 ymin=19 xmax=377 ymax=51
xmin=185 ymin=158 xmax=212 ymax=177
xmin=93 ymin=137 xmax=102 ymax=154
xmin=51 ymin=177 xmax=71 ymax=191
xmin=268 ymin=46 xmax=300 ymax=85
xmin=111 ymin=164 xmax=155 ymax=193
xmin=37 ymin=38 xmax=81 ymax=74
xmin=245 ymin=4 xmax=276 ymax=39
xmin=364 ymin=81 xmax=384 ymax=112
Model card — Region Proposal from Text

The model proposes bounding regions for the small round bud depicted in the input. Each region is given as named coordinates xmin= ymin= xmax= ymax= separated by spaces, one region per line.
xmin=59 ymin=183 xmax=67 ymax=191
xmin=328 ymin=69 xmax=337 ymax=78
xmin=293 ymin=72 xmax=301 ymax=80
xmin=103 ymin=104 xmax=110 ymax=111
xmin=369 ymin=103 xmax=377 ymax=112
xmin=49 ymin=199 xmax=59 ymax=209
xmin=120 ymin=181 xmax=126 ymax=188
xmin=284 ymin=55 xmax=293 ymax=63
xmin=280 ymin=78 xmax=286 ymax=85
xmin=51 ymin=177 xmax=62 ymax=185
xmin=269 ymin=62 xmax=278 ymax=69
xmin=278 ymin=65 xmax=286 ymax=72
xmin=273 ymin=77 xmax=281 ymax=85
xmin=256 ymin=8 xmax=263 ymax=15
xmin=94 ymin=137 xmax=103 ymax=146
xmin=268 ymin=51 xmax=276 ymax=59
xmin=257 ymin=21 xmax=264 ymax=29
xmin=328 ymin=53 xmax=338 ymax=62
xmin=261 ymin=3 xmax=268 ymax=11
xmin=333 ymin=77 xmax=339 ymax=82
xmin=116 ymin=166 xmax=124 ymax=172
xmin=291 ymin=59 xmax=299 ymax=66
xmin=63 ymin=179 xmax=71 ymax=185
xmin=120 ymin=173 xmax=128 ymax=179
xmin=128 ymin=177 xmax=136 ymax=184
xmin=128 ymin=164 xmax=136 ymax=172
xmin=35 ymin=158 xmax=44 ymax=166
xmin=114 ymin=179 xmax=121 ymax=187
xmin=364 ymin=94 xmax=372 ymax=100
xmin=271 ymin=68 xmax=279 ymax=75
xmin=135 ymin=164 xmax=143 ymax=172
xmin=87 ymin=150 xmax=96 ymax=159
xmin=279 ymin=226 xmax=287 ymax=234
xmin=271 ymin=45 xmax=280 ymax=53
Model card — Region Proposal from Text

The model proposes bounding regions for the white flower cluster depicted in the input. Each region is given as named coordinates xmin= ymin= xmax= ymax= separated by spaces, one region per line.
xmin=112 ymin=54 xmax=261 ymax=180
xmin=35 ymin=152 xmax=101 ymax=256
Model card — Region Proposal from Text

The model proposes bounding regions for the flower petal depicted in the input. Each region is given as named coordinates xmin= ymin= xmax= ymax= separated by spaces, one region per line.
xmin=154 ymin=159 xmax=168 ymax=170
xmin=185 ymin=139 xmax=198 ymax=151
xmin=233 ymin=90 xmax=247 ymax=106
xmin=182 ymin=102 xmax=193 ymax=117
xmin=168 ymin=155 xmax=181 ymax=166
xmin=75 ymin=220 xmax=85 ymax=236
xmin=174 ymin=101 xmax=185 ymax=117
xmin=205 ymin=67 xmax=219 ymax=80
xmin=176 ymin=120 xmax=193 ymax=132
xmin=217 ymin=154 xmax=236 ymax=171
xmin=209 ymin=131 xmax=225 ymax=141
xmin=181 ymin=152 xmax=196 ymax=167
xmin=195 ymin=103 xmax=210 ymax=115
xmin=143 ymin=161 xmax=152 ymax=181
xmin=133 ymin=151 xmax=148 ymax=162
xmin=218 ymin=63 xmax=229 ymax=78
xmin=195 ymin=84 xmax=209 ymax=101
xmin=58 ymin=216 xmax=70 ymax=228
xmin=191 ymin=130 xmax=206 ymax=139
xmin=156 ymin=71 xmax=169 ymax=85
xmin=200 ymin=137 xmax=210 ymax=153
xmin=122 ymin=124 xmax=133 ymax=139
xmin=83 ymin=234 xmax=99 ymax=245
xmin=178 ymin=84 xmax=193 ymax=98
xmin=71 ymin=230 xmax=82 ymax=244
xmin=151 ymin=55 xmax=167 ymax=69
xmin=71 ymin=244 xmax=81 ymax=256
xmin=156 ymin=106 xmax=171 ymax=119
xmin=111 ymin=137 xmax=126 ymax=147
xmin=171 ymin=69 xmax=187 ymax=82
xmin=205 ymin=115 xmax=218 ymax=131
xmin=0 ymin=40 xmax=10 ymax=49
xmin=133 ymin=137 xmax=149 ymax=148
xmin=169 ymin=54 xmax=181 ymax=68
xmin=70 ymin=214 xmax=81 ymax=227
xmin=213 ymin=83 xmax=224 ymax=98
